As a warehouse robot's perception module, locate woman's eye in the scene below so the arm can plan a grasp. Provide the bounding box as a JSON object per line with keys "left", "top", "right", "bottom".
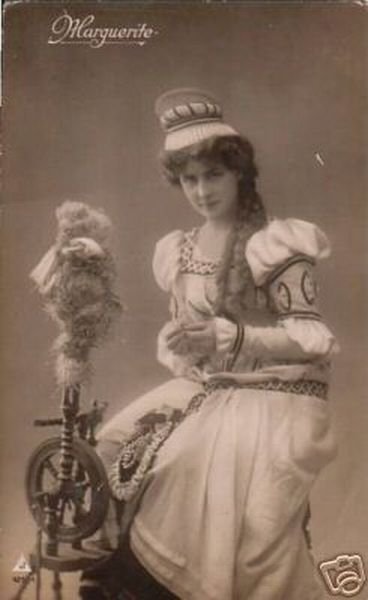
{"left": 208, "top": 169, "right": 223, "bottom": 178}
{"left": 181, "top": 176, "right": 196, "bottom": 185}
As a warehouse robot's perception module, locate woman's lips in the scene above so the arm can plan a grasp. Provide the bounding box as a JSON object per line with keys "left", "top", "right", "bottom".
{"left": 199, "top": 200, "right": 219, "bottom": 209}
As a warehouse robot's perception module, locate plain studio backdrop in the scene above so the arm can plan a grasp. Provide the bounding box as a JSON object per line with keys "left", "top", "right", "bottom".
{"left": 1, "top": 3, "right": 367, "bottom": 599}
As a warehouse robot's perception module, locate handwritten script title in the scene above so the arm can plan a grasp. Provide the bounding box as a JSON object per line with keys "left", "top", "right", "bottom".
{"left": 48, "top": 12, "right": 158, "bottom": 48}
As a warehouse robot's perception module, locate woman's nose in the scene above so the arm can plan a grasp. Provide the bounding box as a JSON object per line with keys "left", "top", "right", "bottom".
{"left": 197, "top": 178, "right": 211, "bottom": 198}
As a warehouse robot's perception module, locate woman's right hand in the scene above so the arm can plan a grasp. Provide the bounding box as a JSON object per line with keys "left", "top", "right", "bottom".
{"left": 165, "top": 322, "right": 191, "bottom": 356}
{"left": 165, "top": 320, "right": 216, "bottom": 358}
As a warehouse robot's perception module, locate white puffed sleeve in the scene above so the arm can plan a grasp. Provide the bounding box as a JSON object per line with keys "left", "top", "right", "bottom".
{"left": 243, "top": 218, "right": 339, "bottom": 358}
{"left": 245, "top": 218, "right": 331, "bottom": 286}
{"left": 152, "top": 230, "right": 184, "bottom": 292}
{"left": 245, "top": 219, "right": 330, "bottom": 286}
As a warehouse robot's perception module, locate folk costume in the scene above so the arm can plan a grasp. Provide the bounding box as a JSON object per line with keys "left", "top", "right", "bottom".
{"left": 95, "top": 90, "right": 338, "bottom": 600}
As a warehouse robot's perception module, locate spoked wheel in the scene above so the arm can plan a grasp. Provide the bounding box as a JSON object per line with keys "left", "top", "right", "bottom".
{"left": 25, "top": 437, "right": 110, "bottom": 543}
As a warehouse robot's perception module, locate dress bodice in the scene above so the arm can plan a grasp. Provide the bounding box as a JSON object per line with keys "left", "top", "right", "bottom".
{"left": 152, "top": 219, "right": 338, "bottom": 382}
{"left": 171, "top": 228, "right": 273, "bottom": 328}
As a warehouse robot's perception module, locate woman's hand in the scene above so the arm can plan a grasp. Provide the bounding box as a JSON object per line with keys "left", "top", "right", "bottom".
{"left": 165, "top": 320, "right": 216, "bottom": 357}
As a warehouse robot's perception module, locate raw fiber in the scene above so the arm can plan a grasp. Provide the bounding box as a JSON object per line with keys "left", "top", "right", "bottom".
{"left": 30, "top": 201, "right": 123, "bottom": 386}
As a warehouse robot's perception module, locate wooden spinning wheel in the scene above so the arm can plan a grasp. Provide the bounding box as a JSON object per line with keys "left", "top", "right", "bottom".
{"left": 26, "top": 436, "right": 109, "bottom": 545}
{"left": 13, "top": 386, "right": 113, "bottom": 600}
{"left": 14, "top": 202, "right": 124, "bottom": 599}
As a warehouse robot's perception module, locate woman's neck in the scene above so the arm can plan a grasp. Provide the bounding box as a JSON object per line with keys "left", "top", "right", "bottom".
{"left": 196, "top": 219, "right": 236, "bottom": 262}
{"left": 201, "top": 215, "right": 237, "bottom": 234}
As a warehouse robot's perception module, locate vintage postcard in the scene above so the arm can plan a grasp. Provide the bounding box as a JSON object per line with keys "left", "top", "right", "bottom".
{"left": 1, "top": 2, "right": 367, "bottom": 599}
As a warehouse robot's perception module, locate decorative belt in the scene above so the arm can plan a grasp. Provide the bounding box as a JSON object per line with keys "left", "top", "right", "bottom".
{"left": 203, "top": 379, "right": 328, "bottom": 400}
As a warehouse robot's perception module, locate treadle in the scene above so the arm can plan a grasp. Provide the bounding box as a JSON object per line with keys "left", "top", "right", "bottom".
{"left": 29, "top": 542, "right": 113, "bottom": 572}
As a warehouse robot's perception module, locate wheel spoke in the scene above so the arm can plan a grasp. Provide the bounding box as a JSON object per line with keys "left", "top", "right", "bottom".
{"left": 70, "top": 495, "right": 89, "bottom": 522}
{"left": 26, "top": 438, "right": 109, "bottom": 543}
{"left": 73, "top": 463, "right": 87, "bottom": 483}
{"left": 42, "top": 458, "right": 59, "bottom": 481}
{"left": 58, "top": 497, "right": 68, "bottom": 524}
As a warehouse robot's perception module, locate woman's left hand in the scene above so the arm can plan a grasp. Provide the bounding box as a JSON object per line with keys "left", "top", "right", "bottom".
{"left": 166, "top": 320, "right": 216, "bottom": 357}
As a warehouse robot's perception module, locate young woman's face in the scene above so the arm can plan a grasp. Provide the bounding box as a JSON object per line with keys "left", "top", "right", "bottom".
{"left": 179, "top": 158, "right": 240, "bottom": 223}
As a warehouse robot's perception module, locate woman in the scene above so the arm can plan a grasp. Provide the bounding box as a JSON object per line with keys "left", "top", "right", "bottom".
{"left": 80, "top": 88, "right": 338, "bottom": 600}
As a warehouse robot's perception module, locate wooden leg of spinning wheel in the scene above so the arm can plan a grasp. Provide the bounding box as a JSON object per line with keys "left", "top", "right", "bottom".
{"left": 43, "top": 493, "right": 59, "bottom": 557}
{"left": 52, "top": 571, "right": 62, "bottom": 600}
{"left": 9, "top": 571, "right": 35, "bottom": 600}
{"left": 35, "top": 527, "right": 42, "bottom": 600}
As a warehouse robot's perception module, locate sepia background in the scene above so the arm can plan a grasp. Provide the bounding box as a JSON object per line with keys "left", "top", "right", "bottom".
{"left": 1, "top": 2, "right": 367, "bottom": 598}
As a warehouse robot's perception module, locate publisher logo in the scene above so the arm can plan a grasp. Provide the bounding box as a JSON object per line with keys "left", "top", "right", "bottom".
{"left": 48, "top": 11, "right": 159, "bottom": 49}
{"left": 319, "top": 554, "right": 366, "bottom": 597}
{"left": 12, "top": 553, "right": 34, "bottom": 584}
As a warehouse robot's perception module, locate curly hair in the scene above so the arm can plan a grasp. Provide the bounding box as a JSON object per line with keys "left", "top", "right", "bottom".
{"left": 160, "top": 135, "right": 268, "bottom": 318}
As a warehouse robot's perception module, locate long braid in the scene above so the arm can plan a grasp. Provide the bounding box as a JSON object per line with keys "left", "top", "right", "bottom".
{"left": 215, "top": 166, "right": 267, "bottom": 318}
{"left": 215, "top": 205, "right": 265, "bottom": 318}
{"left": 212, "top": 221, "right": 240, "bottom": 316}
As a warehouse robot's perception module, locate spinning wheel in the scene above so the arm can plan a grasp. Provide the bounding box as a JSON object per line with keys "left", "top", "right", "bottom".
{"left": 24, "top": 385, "right": 110, "bottom": 556}
{"left": 26, "top": 436, "right": 109, "bottom": 544}
{"left": 17, "top": 201, "right": 123, "bottom": 599}
{"left": 13, "top": 386, "right": 113, "bottom": 600}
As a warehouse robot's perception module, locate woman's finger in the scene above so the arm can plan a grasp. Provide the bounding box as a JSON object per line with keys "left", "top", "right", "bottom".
{"left": 166, "top": 332, "right": 187, "bottom": 350}
{"left": 169, "top": 338, "right": 189, "bottom": 355}
{"left": 185, "top": 331, "right": 207, "bottom": 342}
{"left": 182, "top": 322, "right": 207, "bottom": 332}
{"left": 166, "top": 327, "right": 185, "bottom": 342}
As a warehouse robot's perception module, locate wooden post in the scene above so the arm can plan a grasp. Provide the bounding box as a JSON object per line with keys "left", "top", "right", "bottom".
{"left": 58, "top": 385, "right": 80, "bottom": 485}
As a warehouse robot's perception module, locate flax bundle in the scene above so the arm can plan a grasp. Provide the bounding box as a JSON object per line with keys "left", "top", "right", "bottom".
{"left": 30, "top": 201, "right": 123, "bottom": 386}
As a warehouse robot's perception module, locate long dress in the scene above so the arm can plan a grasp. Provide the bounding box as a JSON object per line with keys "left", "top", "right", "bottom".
{"left": 97, "top": 217, "right": 339, "bottom": 600}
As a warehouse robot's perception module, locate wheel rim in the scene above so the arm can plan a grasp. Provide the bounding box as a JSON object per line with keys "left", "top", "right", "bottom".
{"left": 25, "top": 437, "right": 110, "bottom": 543}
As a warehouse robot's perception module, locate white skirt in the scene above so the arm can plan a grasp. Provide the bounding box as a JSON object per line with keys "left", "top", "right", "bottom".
{"left": 97, "top": 377, "right": 337, "bottom": 600}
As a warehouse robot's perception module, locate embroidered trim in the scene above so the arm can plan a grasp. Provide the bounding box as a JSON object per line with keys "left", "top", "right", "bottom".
{"left": 109, "top": 383, "right": 222, "bottom": 502}
{"left": 277, "top": 281, "right": 292, "bottom": 311}
{"left": 236, "top": 378, "right": 328, "bottom": 399}
{"left": 179, "top": 229, "right": 220, "bottom": 275}
{"left": 204, "top": 378, "right": 328, "bottom": 399}
{"left": 224, "top": 322, "right": 244, "bottom": 371}
{"left": 301, "top": 269, "right": 317, "bottom": 305}
{"left": 264, "top": 254, "right": 316, "bottom": 286}
{"left": 108, "top": 378, "right": 328, "bottom": 503}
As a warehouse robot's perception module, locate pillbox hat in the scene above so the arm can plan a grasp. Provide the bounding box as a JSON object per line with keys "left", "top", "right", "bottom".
{"left": 155, "top": 88, "right": 238, "bottom": 151}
